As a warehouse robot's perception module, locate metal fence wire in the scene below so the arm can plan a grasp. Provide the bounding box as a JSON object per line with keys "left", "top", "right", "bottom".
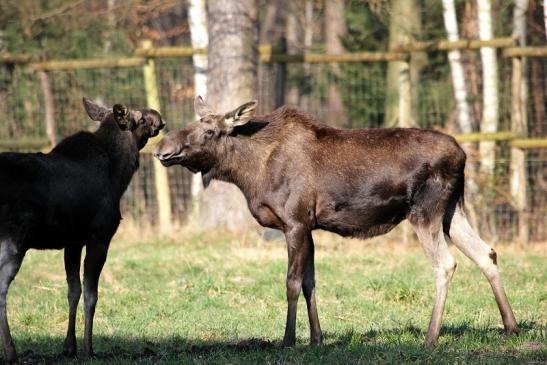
{"left": 0, "top": 51, "right": 545, "bottom": 242}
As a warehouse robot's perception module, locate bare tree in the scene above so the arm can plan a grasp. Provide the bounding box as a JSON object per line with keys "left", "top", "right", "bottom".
{"left": 385, "top": 0, "right": 425, "bottom": 128}
{"left": 461, "top": 1, "right": 481, "bottom": 126}
{"left": 544, "top": 0, "right": 547, "bottom": 38}
{"left": 477, "top": 0, "right": 499, "bottom": 175}
{"left": 442, "top": 0, "right": 473, "bottom": 134}
{"left": 199, "top": 0, "right": 259, "bottom": 230}
{"left": 285, "top": 1, "right": 301, "bottom": 106}
{"left": 442, "top": 0, "right": 479, "bottom": 229}
{"left": 188, "top": 0, "right": 208, "bottom": 222}
{"left": 38, "top": 71, "right": 57, "bottom": 146}
{"left": 510, "top": 0, "right": 529, "bottom": 243}
{"left": 325, "top": 0, "right": 348, "bottom": 125}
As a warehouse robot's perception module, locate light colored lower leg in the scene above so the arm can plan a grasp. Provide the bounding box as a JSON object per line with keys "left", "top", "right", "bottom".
{"left": 0, "top": 240, "right": 24, "bottom": 363}
{"left": 448, "top": 206, "right": 518, "bottom": 333}
{"left": 413, "top": 223, "right": 457, "bottom": 345}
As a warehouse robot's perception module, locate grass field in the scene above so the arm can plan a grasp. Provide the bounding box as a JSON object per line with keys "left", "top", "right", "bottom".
{"left": 7, "top": 228, "right": 546, "bottom": 364}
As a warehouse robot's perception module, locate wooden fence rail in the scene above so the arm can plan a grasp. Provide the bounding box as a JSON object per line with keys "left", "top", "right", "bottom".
{"left": 3, "top": 38, "right": 547, "bottom": 69}
{"left": 1, "top": 37, "right": 545, "bottom": 242}
{"left": 2, "top": 134, "right": 546, "bottom": 152}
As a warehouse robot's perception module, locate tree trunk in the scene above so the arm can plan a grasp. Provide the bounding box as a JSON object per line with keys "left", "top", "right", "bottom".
{"left": 285, "top": 0, "right": 300, "bottom": 106}
{"left": 442, "top": 0, "right": 479, "bottom": 229}
{"left": 188, "top": 0, "right": 208, "bottom": 223}
{"left": 461, "top": 1, "right": 481, "bottom": 127}
{"left": 478, "top": 0, "right": 499, "bottom": 175}
{"left": 299, "top": 0, "right": 313, "bottom": 111}
{"left": 385, "top": 0, "right": 425, "bottom": 128}
{"left": 103, "top": 0, "right": 116, "bottom": 54}
{"left": 442, "top": 0, "right": 473, "bottom": 133}
{"left": 37, "top": 71, "right": 57, "bottom": 146}
{"left": 199, "top": 0, "right": 258, "bottom": 231}
{"left": 510, "top": 0, "right": 529, "bottom": 243}
{"left": 544, "top": 0, "right": 547, "bottom": 39}
{"left": 325, "top": 0, "right": 348, "bottom": 126}
{"left": 259, "top": 0, "right": 287, "bottom": 112}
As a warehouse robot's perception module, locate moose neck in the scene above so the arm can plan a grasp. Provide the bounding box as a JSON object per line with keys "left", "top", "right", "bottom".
{"left": 208, "top": 129, "right": 274, "bottom": 199}
{"left": 95, "top": 120, "right": 140, "bottom": 198}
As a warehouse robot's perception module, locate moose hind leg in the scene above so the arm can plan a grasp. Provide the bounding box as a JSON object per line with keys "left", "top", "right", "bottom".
{"left": 412, "top": 222, "right": 457, "bottom": 346}
{"left": 0, "top": 239, "right": 24, "bottom": 364}
{"left": 447, "top": 204, "right": 518, "bottom": 334}
{"left": 63, "top": 246, "right": 83, "bottom": 357}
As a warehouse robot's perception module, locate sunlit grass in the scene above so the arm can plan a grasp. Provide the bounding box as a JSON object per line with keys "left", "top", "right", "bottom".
{"left": 7, "top": 228, "right": 546, "bottom": 364}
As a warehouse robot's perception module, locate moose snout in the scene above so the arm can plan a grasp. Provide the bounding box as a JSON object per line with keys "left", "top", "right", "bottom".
{"left": 153, "top": 136, "right": 182, "bottom": 164}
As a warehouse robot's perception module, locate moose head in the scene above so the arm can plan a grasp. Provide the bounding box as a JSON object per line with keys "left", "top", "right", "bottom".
{"left": 83, "top": 98, "right": 166, "bottom": 149}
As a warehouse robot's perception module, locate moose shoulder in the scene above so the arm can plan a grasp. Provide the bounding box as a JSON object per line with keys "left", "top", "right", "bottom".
{"left": 154, "top": 96, "right": 518, "bottom": 347}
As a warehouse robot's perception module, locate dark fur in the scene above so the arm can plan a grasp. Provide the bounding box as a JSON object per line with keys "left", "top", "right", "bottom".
{"left": 0, "top": 99, "right": 164, "bottom": 362}
{"left": 155, "top": 100, "right": 467, "bottom": 347}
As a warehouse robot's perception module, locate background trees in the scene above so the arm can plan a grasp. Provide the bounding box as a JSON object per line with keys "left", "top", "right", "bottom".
{"left": 0, "top": 0, "right": 545, "bottom": 240}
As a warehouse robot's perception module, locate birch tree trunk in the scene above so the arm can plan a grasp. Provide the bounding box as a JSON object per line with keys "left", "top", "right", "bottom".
{"left": 325, "top": 0, "right": 348, "bottom": 126}
{"left": 477, "top": 0, "right": 499, "bottom": 175}
{"left": 199, "top": 0, "right": 258, "bottom": 230}
{"left": 442, "top": 0, "right": 479, "bottom": 229}
{"left": 188, "top": 0, "right": 208, "bottom": 222}
{"left": 442, "top": 0, "right": 473, "bottom": 134}
{"left": 510, "top": 0, "right": 529, "bottom": 243}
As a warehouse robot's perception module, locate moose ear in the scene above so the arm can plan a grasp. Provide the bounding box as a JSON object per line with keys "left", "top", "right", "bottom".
{"left": 113, "top": 104, "right": 131, "bottom": 130}
{"left": 223, "top": 100, "right": 258, "bottom": 130}
{"left": 194, "top": 95, "right": 213, "bottom": 118}
{"left": 83, "top": 97, "right": 109, "bottom": 121}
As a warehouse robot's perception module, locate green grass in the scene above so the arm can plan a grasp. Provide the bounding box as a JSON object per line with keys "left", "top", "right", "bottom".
{"left": 7, "top": 229, "right": 547, "bottom": 364}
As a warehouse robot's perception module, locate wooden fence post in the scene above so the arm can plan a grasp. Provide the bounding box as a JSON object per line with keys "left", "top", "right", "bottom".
{"left": 142, "top": 40, "right": 173, "bottom": 233}
{"left": 37, "top": 71, "right": 57, "bottom": 146}
{"left": 510, "top": 55, "right": 529, "bottom": 244}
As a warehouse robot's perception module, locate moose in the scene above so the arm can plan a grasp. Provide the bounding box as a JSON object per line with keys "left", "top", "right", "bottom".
{"left": 154, "top": 96, "right": 519, "bottom": 347}
{"left": 0, "top": 98, "right": 165, "bottom": 363}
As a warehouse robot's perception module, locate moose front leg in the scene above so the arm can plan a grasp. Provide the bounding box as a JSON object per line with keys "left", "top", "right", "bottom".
{"left": 63, "top": 245, "right": 83, "bottom": 357}
{"left": 282, "top": 223, "right": 315, "bottom": 347}
{"left": 82, "top": 242, "right": 108, "bottom": 357}
{"left": 302, "top": 236, "right": 322, "bottom": 345}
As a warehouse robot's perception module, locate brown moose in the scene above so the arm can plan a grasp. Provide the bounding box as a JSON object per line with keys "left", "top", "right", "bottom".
{"left": 154, "top": 96, "right": 518, "bottom": 347}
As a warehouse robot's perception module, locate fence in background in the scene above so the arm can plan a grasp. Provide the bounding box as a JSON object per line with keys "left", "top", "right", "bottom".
{"left": 0, "top": 39, "right": 545, "bottom": 242}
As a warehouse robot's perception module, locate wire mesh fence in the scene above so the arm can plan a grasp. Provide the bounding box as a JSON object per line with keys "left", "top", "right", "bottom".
{"left": 0, "top": 51, "right": 545, "bottom": 242}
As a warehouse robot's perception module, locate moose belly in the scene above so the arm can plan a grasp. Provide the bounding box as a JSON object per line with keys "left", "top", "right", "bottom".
{"left": 315, "top": 193, "right": 408, "bottom": 239}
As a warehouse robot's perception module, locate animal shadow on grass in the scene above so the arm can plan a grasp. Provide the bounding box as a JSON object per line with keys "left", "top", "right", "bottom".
{"left": 13, "top": 321, "right": 542, "bottom": 365}
{"left": 15, "top": 335, "right": 277, "bottom": 365}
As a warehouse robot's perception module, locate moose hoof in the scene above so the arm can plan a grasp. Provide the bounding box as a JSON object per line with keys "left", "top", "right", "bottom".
{"left": 83, "top": 349, "right": 95, "bottom": 359}
{"left": 505, "top": 326, "right": 520, "bottom": 336}
{"left": 5, "top": 350, "right": 17, "bottom": 364}
{"left": 63, "top": 347, "right": 77, "bottom": 358}
{"left": 282, "top": 337, "right": 296, "bottom": 348}
{"left": 424, "top": 337, "right": 438, "bottom": 347}
{"left": 310, "top": 334, "right": 323, "bottom": 346}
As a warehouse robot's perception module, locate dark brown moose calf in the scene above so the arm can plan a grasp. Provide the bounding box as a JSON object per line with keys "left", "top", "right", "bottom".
{"left": 0, "top": 99, "right": 165, "bottom": 363}
{"left": 154, "top": 96, "right": 518, "bottom": 347}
